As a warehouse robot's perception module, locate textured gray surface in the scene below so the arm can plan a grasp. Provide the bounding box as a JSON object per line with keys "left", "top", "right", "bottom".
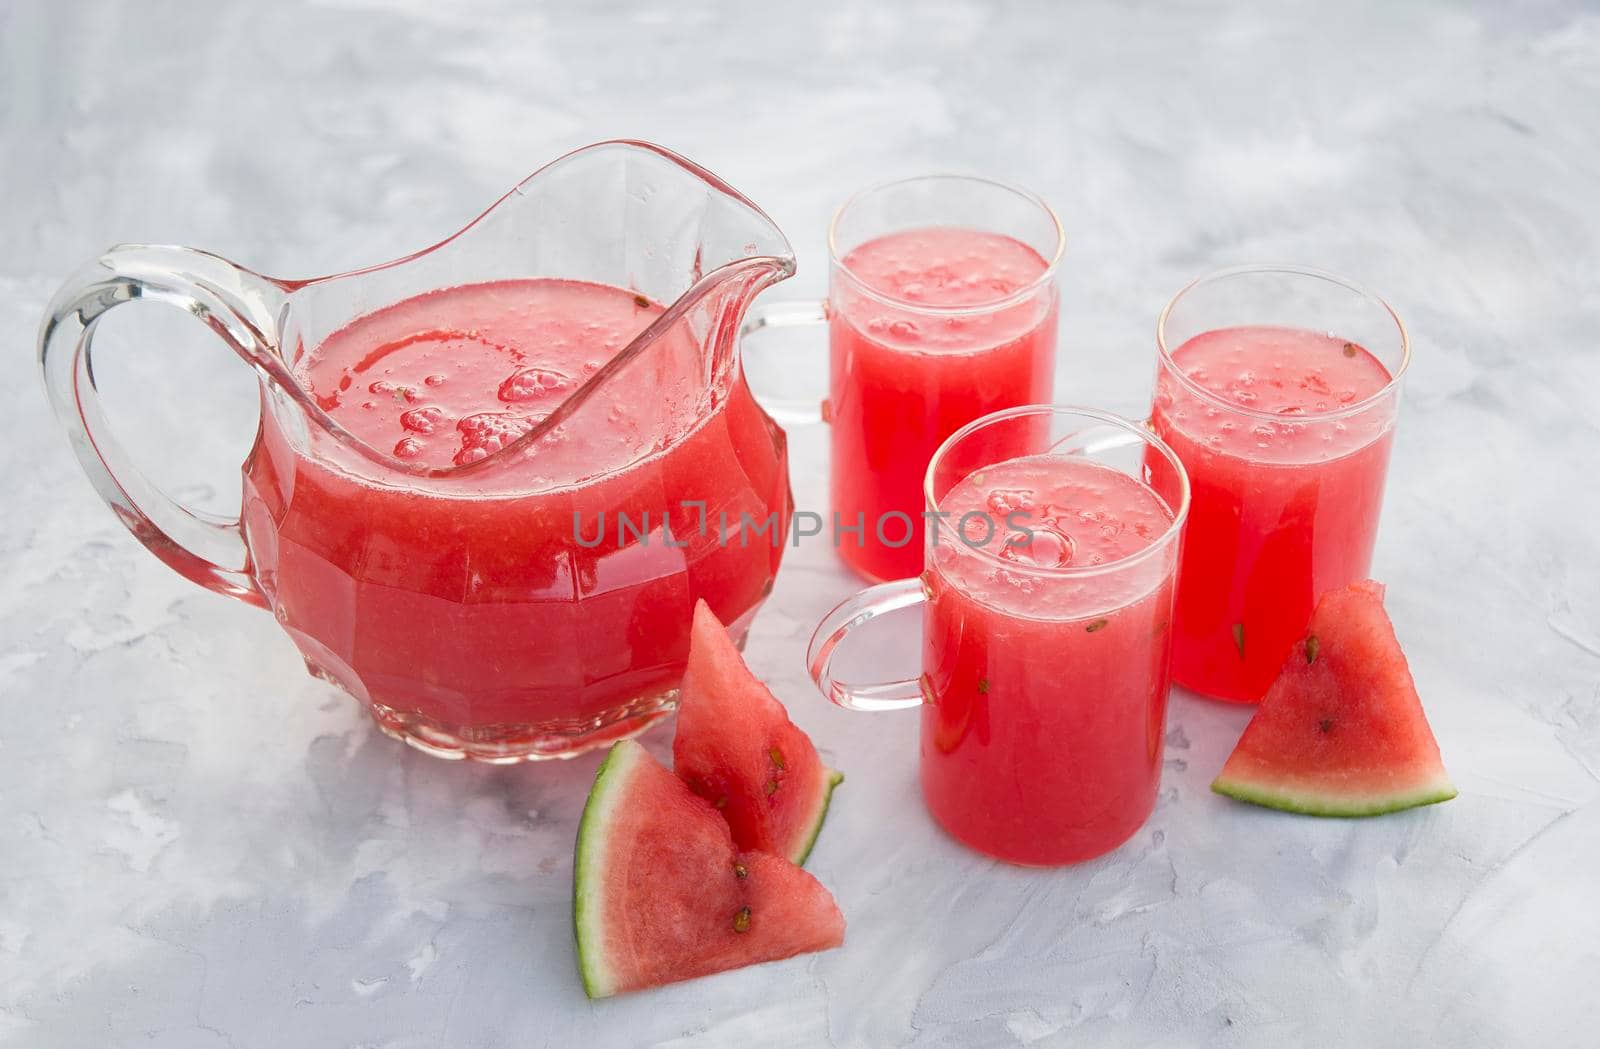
{"left": 4, "top": 1, "right": 1600, "bottom": 1046}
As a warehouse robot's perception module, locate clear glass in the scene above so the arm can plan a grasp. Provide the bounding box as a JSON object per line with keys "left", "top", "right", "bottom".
{"left": 741, "top": 175, "right": 1063, "bottom": 582}
{"left": 808, "top": 406, "right": 1189, "bottom": 865}
{"left": 39, "top": 140, "right": 796, "bottom": 762}
{"left": 1150, "top": 265, "right": 1409, "bottom": 703}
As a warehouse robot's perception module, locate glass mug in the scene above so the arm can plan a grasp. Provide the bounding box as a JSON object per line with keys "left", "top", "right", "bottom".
{"left": 38, "top": 140, "right": 798, "bottom": 762}
{"left": 743, "top": 175, "right": 1063, "bottom": 583}
{"left": 1149, "top": 265, "right": 1409, "bottom": 702}
{"left": 807, "top": 406, "right": 1190, "bottom": 865}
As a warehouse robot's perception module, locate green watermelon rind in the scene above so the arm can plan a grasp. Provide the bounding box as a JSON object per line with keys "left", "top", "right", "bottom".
{"left": 1211, "top": 773, "right": 1457, "bottom": 818}
{"left": 790, "top": 769, "right": 844, "bottom": 866}
{"left": 573, "top": 741, "right": 638, "bottom": 1000}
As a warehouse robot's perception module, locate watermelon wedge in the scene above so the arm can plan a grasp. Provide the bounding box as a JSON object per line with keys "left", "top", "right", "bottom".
{"left": 1212, "top": 580, "right": 1456, "bottom": 816}
{"left": 573, "top": 741, "right": 845, "bottom": 998}
{"left": 673, "top": 601, "right": 842, "bottom": 865}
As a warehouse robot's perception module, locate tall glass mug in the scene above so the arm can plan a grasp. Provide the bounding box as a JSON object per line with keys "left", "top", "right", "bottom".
{"left": 743, "top": 176, "right": 1063, "bottom": 582}
{"left": 807, "top": 407, "right": 1189, "bottom": 866}
{"left": 1149, "top": 266, "right": 1409, "bottom": 702}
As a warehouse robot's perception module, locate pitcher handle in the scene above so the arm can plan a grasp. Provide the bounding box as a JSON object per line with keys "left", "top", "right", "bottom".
{"left": 806, "top": 578, "right": 928, "bottom": 711}
{"left": 740, "top": 299, "right": 828, "bottom": 426}
{"left": 37, "top": 245, "right": 283, "bottom": 608}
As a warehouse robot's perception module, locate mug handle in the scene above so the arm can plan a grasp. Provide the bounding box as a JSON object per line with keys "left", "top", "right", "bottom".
{"left": 806, "top": 578, "right": 927, "bottom": 711}
{"left": 37, "top": 244, "right": 283, "bottom": 608}
{"left": 739, "top": 299, "right": 828, "bottom": 426}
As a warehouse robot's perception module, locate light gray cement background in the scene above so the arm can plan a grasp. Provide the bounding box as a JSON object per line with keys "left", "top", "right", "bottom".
{"left": 2, "top": 2, "right": 1598, "bottom": 1046}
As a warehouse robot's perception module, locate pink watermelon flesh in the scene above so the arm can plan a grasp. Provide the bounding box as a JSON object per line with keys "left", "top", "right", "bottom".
{"left": 673, "top": 600, "right": 842, "bottom": 865}
{"left": 1212, "top": 580, "right": 1457, "bottom": 816}
{"left": 573, "top": 740, "right": 845, "bottom": 998}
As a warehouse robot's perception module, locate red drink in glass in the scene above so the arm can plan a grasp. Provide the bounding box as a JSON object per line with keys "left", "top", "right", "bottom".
{"left": 1150, "top": 268, "right": 1409, "bottom": 703}
{"left": 829, "top": 226, "right": 1056, "bottom": 581}
{"left": 243, "top": 278, "right": 790, "bottom": 752}
{"left": 813, "top": 176, "right": 1062, "bottom": 582}
{"left": 921, "top": 453, "right": 1180, "bottom": 864}
{"left": 808, "top": 407, "right": 1189, "bottom": 866}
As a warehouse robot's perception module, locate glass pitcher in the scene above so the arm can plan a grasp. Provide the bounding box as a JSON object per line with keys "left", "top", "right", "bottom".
{"left": 39, "top": 141, "right": 796, "bottom": 762}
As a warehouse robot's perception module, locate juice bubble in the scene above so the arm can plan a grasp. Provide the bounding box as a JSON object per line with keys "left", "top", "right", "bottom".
{"left": 999, "top": 521, "right": 1075, "bottom": 568}
{"left": 424, "top": 374, "right": 447, "bottom": 387}
{"left": 499, "top": 367, "right": 573, "bottom": 403}
{"left": 455, "top": 411, "right": 536, "bottom": 466}
{"left": 400, "top": 406, "right": 445, "bottom": 434}
{"left": 1060, "top": 505, "right": 1124, "bottom": 541}
{"left": 393, "top": 437, "right": 423, "bottom": 459}
{"left": 987, "top": 488, "right": 1036, "bottom": 516}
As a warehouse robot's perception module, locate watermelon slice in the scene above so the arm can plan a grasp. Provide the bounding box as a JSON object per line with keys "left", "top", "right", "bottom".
{"left": 573, "top": 740, "right": 845, "bottom": 998}
{"left": 1212, "top": 580, "right": 1456, "bottom": 816}
{"left": 673, "top": 601, "right": 843, "bottom": 865}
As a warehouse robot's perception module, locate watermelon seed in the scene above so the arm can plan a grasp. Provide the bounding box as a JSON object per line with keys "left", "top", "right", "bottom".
{"left": 733, "top": 861, "right": 748, "bottom": 879}
{"left": 733, "top": 907, "right": 752, "bottom": 933}
{"left": 1342, "top": 342, "right": 1357, "bottom": 357}
{"left": 977, "top": 678, "right": 990, "bottom": 694}
{"left": 1152, "top": 619, "right": 1169, "bottom": 638}
{"left": 769, "top": 746, "right": 786, "bottom": 770}
{"left": 714, "top": 795, "right": 728, "bottom": 809}
{"left": 1318, "top": 718, "right": 1334, "bottom": 734}
{"left": 1305, "top": 635, "right": 1320, "bottom": 664}
{"left": 633, "top": 293, "right": 651, "bottom": 308}
{"left": 1086, "top": 618, "right": 1109, "bottom": 633}
{"left": 765, "top": 779, "right": 779, "bottom": 796}
{"left": 1232, "top": 623, "right": 1245, "bottom": 658}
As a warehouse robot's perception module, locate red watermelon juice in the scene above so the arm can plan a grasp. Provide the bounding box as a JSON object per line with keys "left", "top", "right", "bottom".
{"left": 1151, "top": 324, "right": 1398, "bottom": 703}
{"left": 920, "top": 453, "right": 1180, "bottom": 865}
{"left": 241, "top": 279, "right": 789, "bottom": 752}
{"left": 828, "top": 227, "right": 1057, "bottom": 582}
